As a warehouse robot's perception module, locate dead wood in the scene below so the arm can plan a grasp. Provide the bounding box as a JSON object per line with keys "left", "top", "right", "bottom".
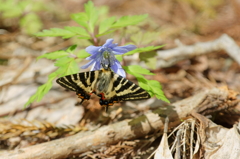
{"left": 0, "top": 87, "right": 238, "bottom": 159}
{"left": 156, "top": 34, "right": 240, "bottom": 68}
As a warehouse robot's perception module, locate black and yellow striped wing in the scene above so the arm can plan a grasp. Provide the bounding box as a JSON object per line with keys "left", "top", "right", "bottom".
{"left": 56, "top": 69, "right": 150, "bottom": 111}
{"left": 112, "top": 74, "right": 150, "bottom": 101}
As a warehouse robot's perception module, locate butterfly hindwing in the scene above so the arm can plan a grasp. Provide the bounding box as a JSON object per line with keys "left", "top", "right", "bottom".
{"left": 112, "top": 74, "right": 151, "bottom": 101}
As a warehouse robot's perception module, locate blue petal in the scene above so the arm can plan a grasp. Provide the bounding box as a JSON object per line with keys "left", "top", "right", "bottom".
{"left": 86, "top": 52, "right": 101, "bottom": 60}
{"left": 117, "top": 68, "right": 126, "bottom": 78}
{"left": 91, "top": 61, "right": 101, "bottom": 71}
{"left": 108, "top": 43, "right": 118, "bottom": 49}
{"left": 86, "top": 46, "right": 101, "bottom": 55}
{"left": 103, "top": 39, "right": 114, "bottom": 47}
{"left": 111, "top": 60, "right": 126, "bottom": 77}
{"left": 81, "top": 60, "right": 96, "bottom": 69}
{"left": 118, "top": 45, "right": 137, "bottom": 51}
{"left": 112, "top": 45, "right": 136, "bottom": 54}
{"left": 112, "top": 48, "right": 128, "bottom": 55}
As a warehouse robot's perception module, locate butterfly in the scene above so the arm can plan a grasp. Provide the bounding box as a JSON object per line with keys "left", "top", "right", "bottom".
{"left": 56, "top": 65, "right": 150, "bottom": 112}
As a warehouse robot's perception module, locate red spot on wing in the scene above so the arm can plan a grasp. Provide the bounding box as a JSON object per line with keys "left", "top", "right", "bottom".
{"left": 99, "top": 93, "right": 106, "bottom": 100}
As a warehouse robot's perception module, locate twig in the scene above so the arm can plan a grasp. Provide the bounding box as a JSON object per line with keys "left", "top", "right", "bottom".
{"left": 156, "top": 34, "right": 240, "bottom": 68}
{"left": 0, "top": 87, "right": 238, "bottom": 159}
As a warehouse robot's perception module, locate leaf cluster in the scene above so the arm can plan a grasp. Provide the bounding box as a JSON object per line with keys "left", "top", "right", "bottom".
{"left": 124, "top": 65, "right": 169, "bottom": 103}
{"left": 0, "top": 0, "right": 46, "bottom": 34}
{"left": 35, "top": 1, "right": 148, "bottom": 40}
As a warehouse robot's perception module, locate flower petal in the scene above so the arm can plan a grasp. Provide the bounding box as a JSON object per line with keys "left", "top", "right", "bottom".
{"left": 111, "top": 60, "right": 126, "bottom": 77}
{"left": 86, "top": 46, "right": 101, "bottom": 55}
{"left": 103, "top": 39, "right": 114, "bottom": 47}
{"left": 86, "top": 52, "right": 101, "bottom": 60}
{"left": 91, "top": 61, "right": 101, "bottom": 71}
{"left": 108, "top": 43, "right": 118, "bottom": 49}
{"left": 81, "top": 60, "right": 96, "bottom": 69}
{"left": 112, "top": 45, "right": 136, "bottom": 55}
{"left": 121, "top": 45, "right": 137, "bottom": 51}
{"left": 116, "top": 68, "right": 126, "bottom": 78}
{"left": 81, "top": 39, "right": 136, "bottom": 76}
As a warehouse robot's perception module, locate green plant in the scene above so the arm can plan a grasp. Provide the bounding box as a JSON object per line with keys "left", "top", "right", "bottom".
{"left": 25, "top": 1, "right": 170, "bottom": 107}
{"left": 0, "top": 0, "right": 45, "bottom": 34}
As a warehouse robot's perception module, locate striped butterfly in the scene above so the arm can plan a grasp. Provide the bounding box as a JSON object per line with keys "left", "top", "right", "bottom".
{"left": 56, "top": 65, "right": 150, "bottom": 112}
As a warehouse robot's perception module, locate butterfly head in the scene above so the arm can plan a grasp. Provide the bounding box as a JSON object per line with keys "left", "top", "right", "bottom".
{"left": 101, "top": 62, "right": 110, "bottom": 70}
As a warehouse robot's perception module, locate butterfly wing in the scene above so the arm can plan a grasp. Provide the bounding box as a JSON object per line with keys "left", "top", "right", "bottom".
{"left": 56, "top": 70, "right": 151, "bottom": 111}
{"left": 56, "top": 71, "right": 99, "bottom": 103}
{"left": 110, "top": 73, "right": 150, "bottom": 102}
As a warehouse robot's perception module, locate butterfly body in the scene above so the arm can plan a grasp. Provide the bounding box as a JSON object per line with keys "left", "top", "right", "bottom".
{"left": 56, "top": 68, "right": 150, "bottom": 111}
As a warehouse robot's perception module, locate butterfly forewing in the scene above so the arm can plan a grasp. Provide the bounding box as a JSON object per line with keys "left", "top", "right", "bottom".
{"left": 56, "top": 71, "right": 100, "bottom": 103}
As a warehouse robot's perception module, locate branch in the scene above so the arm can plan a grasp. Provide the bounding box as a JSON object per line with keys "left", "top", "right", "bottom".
{"left": 156, "top": 34, "right": 240, "bottom": 68}
{"left": 1, "top": 88, "right": 238, "bottom": 159}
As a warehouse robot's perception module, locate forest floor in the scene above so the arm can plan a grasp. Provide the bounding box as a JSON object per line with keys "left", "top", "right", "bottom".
{"left": 0, "top": 0, "right": 240, "bottom": 158}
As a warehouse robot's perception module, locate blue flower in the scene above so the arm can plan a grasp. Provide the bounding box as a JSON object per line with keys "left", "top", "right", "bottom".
{"left": 81, "top": 39, "right": 136, "bottom": 77}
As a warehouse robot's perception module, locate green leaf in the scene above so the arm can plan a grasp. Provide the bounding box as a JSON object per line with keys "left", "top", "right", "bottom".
{"left": 98, "top": 17, "right": 116, "bottom": 34}
{"left": 139, "top": 51, "right": 157, "bottom": 69}
{"left": 71, "top": 12, "right": 89, "bottom": 28}
{"left": 36, "top": 82, "right": 53, "bottom": 101}
{"left": 123, "top": 65, "right": 169, "bottom": 103}
{"left": 136, "top": 77, "right": 149, "bottom": 91}
{"left": 38, "top": 45, "right": 78, "bottom": 60}
{"left": 20, "top": 13, "right": 43, "bottom": 35}
{"left": 124, "top": 65, "right": 155, "bottom": 75}
{"left": 96, "top": 29, "right": 116, "bottom": 37}
{"left": 55, "top": 57, "right": 79, "bottom": 75}
{"left": 84, "top": 1, "right": 98, "bottom": 33}
{"left": 111, "top": 14, "right": 148, "bottom": 28}
{"left": 63, "top": 59, "right": 79, "bottom": 75}
{"left": 77, "top": 50, "right": 90, "bottom": 59}
{"left": 25, "top": 56, "right": 80, "bottom": 107}
{"left": 35, "top": 28, "right": 76, "bottom": 38}
{"left": 24, "top": 72, "right": 58, "bottom": 107}
{"left": 66, "top": 45, "right": 77, "bottom": 52}
{"left": 37, "top": 50, "right": 69, "bottom": 60}
{"left": 0, "top": 0, "right": 23, "bottom": 18}
{"left": 29, "top": 1, "right": 46, "bottom": 11}
{"left": 64, "top": 26, "right": 91, "bottom": 38}
{"left": 147, "top": 80, "right": 170, "bottom": 103}
{"left": 2, "top": 6, "right": 22, "bottom": 18}
{"left": 125, "top": 45, "right": 164, "bottom": 56}
{"left": 115, "top": 55, "right": 123, "bottom": 62}
{"left": 137, "top": 78, "right": 169, "bottom": 103}
{"left": 55, "top": 57, "right": 72, "bottom": 67}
